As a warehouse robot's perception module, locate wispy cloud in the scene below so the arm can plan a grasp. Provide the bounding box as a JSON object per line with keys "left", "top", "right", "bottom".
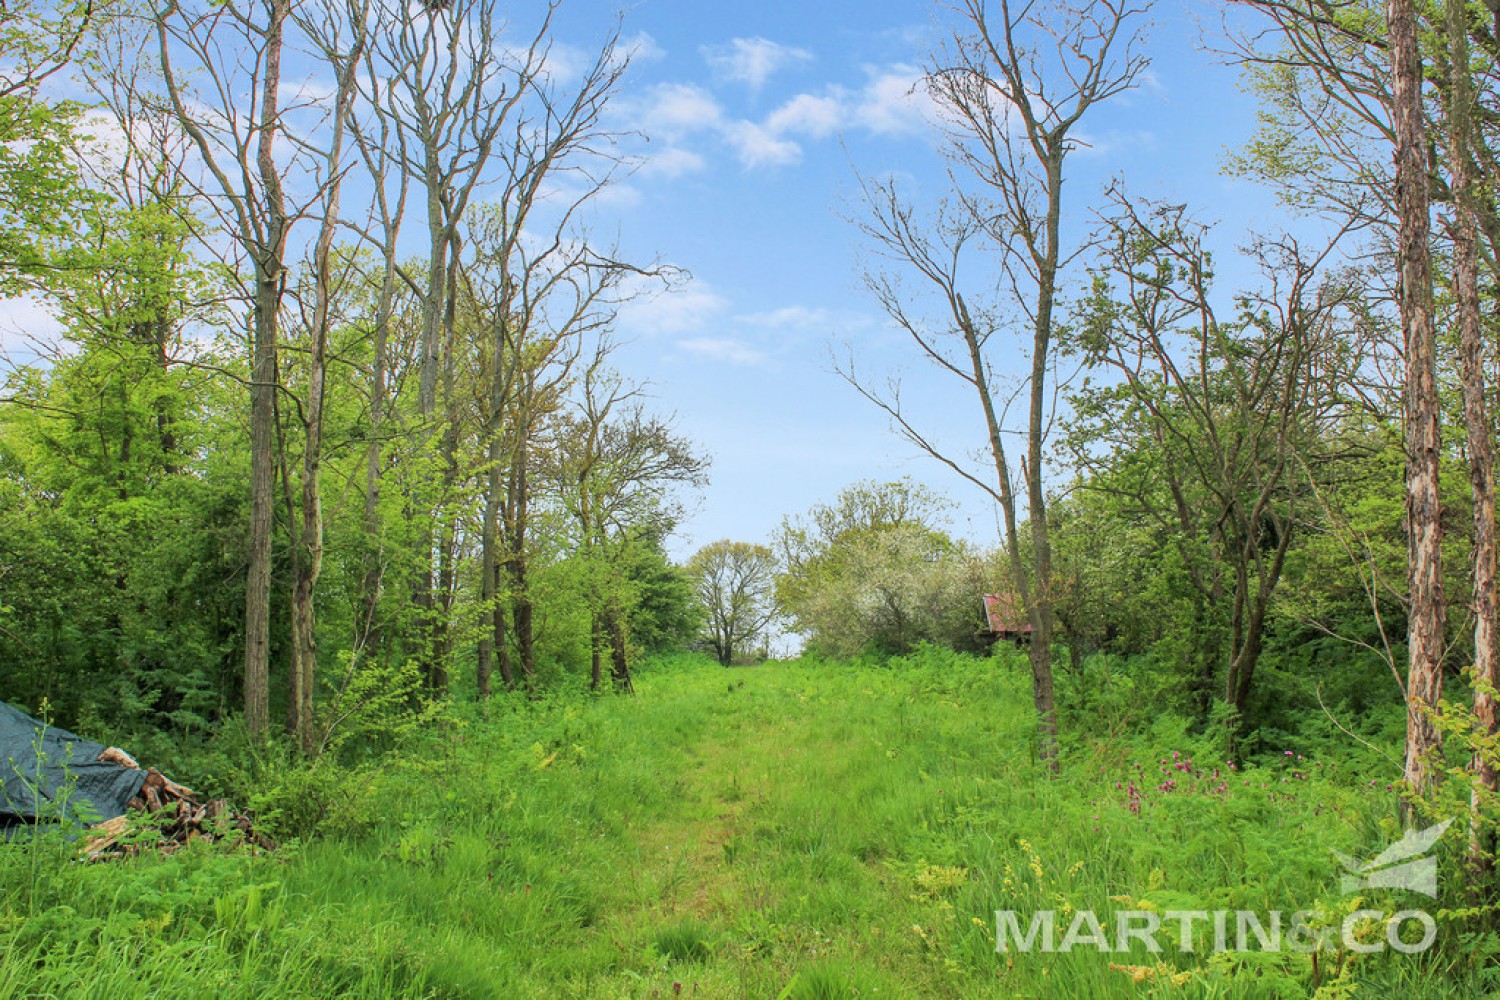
{"left": 766, "top": 93, "right": 844, "bottom": 139}
{"left": 619, "top": 61, "right": 938, "bottom": 175}
{"left": 638, "top": 146, "right": 707, "bottom": 179}
{"left": 634, "top": 82, "right": 724, "bottom": 137}
{"left": 617, "top": 278, "right": 729, "bottom": 337}
{"left": 723, "top": 120, "right": 802, "bottom": 168}
{"left": 851, "top": 64, "right": 936, "bottom": 136}
{"left": 677, "top": 336, "right": 766, "bottom": 366}
{"left": 702, "top": 37, "right": 812, "bottom": 90}
{"left": 622, "top": 31, "right": 665, "bottom": 63}
{"left": 1071, "top": 128, "right": 1158, "bottom": 157}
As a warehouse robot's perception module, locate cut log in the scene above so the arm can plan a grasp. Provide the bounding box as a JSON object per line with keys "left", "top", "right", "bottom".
{"left": 82, "top": 750, "right": 273, "bottom": 859}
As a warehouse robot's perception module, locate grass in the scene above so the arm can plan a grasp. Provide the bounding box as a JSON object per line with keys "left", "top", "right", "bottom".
{"left": 1, "top": 648, "right": 1493, "bottom": 997}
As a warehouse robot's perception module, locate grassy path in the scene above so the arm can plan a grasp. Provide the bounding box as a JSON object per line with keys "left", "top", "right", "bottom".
{"left": 558, "top": 657, "right": 1037, "bottom": 998}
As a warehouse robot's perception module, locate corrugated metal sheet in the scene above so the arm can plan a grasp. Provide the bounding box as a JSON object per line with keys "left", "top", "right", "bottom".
{"left": 982, "top": 592, "right": 1033, "bottom": 635}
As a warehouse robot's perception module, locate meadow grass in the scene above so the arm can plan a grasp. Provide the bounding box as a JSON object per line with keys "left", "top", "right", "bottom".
{"left": 1, "top": 648, "right": 1491, "bottom": 998}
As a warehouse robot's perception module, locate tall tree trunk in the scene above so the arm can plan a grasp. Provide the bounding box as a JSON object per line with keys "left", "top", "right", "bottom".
{"left": 360, "top": 240, "right": 395, "bottom": 656}
{"left": 606, "top": 607, "right": 632, "bottom": 693}
{"left": 276, "top": 392, "right": 302, "bottom": 739}
{"left": 240, "top": 0, "right": 291, "bottom": 739}
{"left": 1390, "top": 0, "right": 1446, "bottom": 802}
{"left": 1023, "top": 151, "right": 1065, "bottom": 767}
{"left": 500, "top": 455, "right": 535, "bottom": 688}
{"left": 511, "top": 458, "right": 535, "bottom": 684}
{"left": 479, "top": 433, "right": 511, "bottom": 696}
{"left": 246, "top": 267, "right": 279, "bottom": 739}
{"left": 956, "top": 293, "right": 1052, "bottom": 763}
{"left": 1446, "top": 0, "right": 1498, "bottom": 877}
{"left": 411, "top": 193, "right": 448, "bottom": 692}
{"left": 290, "top": 45, "right": 356, "bottom": 752}
{"left": 590, "top": 613, "right": 603, "bottom": 690}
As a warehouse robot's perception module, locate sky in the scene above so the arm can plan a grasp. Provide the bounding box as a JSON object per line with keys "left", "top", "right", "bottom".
{"left": 0, "top": 0, "right": 1304, "bottom": 560}
{"left": 538, "top": 0, "right": 1299, "bottom": 557}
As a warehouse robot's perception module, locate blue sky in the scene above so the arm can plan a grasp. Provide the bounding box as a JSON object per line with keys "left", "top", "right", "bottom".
{"left": 551, "top": 0, "right": 1296, "bottom": 556}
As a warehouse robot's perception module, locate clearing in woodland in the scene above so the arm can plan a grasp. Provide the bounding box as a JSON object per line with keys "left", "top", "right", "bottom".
{"left": 0, "top": 650, "right": 1483, "bottom": 998}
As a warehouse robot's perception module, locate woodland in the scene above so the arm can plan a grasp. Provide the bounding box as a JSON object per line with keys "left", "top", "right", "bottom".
{"left": 2, "top": 0, "right": 1500, "bottom": 997}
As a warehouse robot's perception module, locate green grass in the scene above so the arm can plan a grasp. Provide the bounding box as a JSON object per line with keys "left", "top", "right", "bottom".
{"left": 1, "top": 649, "right": 1493, "bottom": 997}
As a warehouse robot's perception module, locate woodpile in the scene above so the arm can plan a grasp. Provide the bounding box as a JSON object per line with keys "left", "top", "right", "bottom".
{"left": 82, "top": 749, "right": 274, "bottom": 860}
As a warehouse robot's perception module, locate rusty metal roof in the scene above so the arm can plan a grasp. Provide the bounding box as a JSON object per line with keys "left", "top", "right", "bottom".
{"left": 982, "top": 592, "right": 1033, "bottom": 634}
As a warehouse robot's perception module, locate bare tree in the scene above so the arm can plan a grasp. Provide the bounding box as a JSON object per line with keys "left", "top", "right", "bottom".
{"left": 155, "top": 0, "right": 303, "bottom": 737}
{"left": 452, "top": 21, "right": 642, "bottom": 696}
{"left": 346, "top": 21, "right": 414, "bottom": 664}
{"left": 361, "top": 0, "right": 539, "bottom": 691}
{"left": 848, "top": 0, "right": 1152, "bottom": 764}
{"left": 278, "top": 0, "right": 368, "bottom": 751}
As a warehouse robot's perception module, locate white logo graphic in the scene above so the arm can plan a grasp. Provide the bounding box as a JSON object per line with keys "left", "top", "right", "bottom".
{"left": 1334, "top": 819, "right": 1452, "bottom": 898}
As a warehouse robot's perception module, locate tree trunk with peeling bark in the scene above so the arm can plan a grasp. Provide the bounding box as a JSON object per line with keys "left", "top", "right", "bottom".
{"left": 1444, "top": 0, "right": 1498, "bottom": 876}
{"left": 1389, "top": 0, "right": 1446, "bottom": 802}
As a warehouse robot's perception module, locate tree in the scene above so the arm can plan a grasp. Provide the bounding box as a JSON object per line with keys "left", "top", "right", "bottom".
{"left": 360, "top": 0, "right": 533, "bottom": 691}
{"left": 450, "top": 20, "right": 643, "bottom": 695}
{"left": 1386, "top": 0, "right": 1446, "bottom": 802}
{"left": 775, "top": 477, "right": 953, "bottom": 615}
{"left": 0, "top": 0, "right": 103, "bottom": 291}
{"left": 687, "top": 540, "right": 779, "bottom": 666}
{"left": 775, "top": 480, "right": 980, "bottom": 658}
{"left": 1439, "top": 0, "right": 1497, "bottom": 876}
{"left": 1070, "top": 196, "right": 1358, "bottom": 728}
{"left": 549, "top": 370, "right": 707, "bottom": 690}
{"left": 848, "top": 0, "right": 1153, "bottom": 763}
{"left": 282, "top": 0, "right": 368, "bottom": 751}
{"left": 155, "top": 0, "right": 300, "bottom": 738}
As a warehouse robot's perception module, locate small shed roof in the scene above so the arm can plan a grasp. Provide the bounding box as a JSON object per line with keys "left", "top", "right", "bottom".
{"left": 983, "top": 592, "right": 1034, "bottom": 634}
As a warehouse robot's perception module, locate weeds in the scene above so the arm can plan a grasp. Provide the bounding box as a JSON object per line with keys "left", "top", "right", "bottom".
{"left": 0, "top": 651, "right": 1482, "bottom": 997}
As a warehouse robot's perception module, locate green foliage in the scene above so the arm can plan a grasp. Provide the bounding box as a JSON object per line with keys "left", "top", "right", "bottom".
{"left": 0, "top": 654, "right": 1486, "bottom": 996}
{"left": 687, "top": 538, "right": 780, "bottom": 665}
{"left": 776, "top": 480, "right": 984, "bottom": 658}
{"left": 0, "top": 97, "right": 97, "bottom": 291}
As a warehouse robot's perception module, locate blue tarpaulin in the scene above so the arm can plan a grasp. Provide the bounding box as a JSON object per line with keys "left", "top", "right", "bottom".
{"left": 0, "top": 701, "right": 145, "bottom": 830}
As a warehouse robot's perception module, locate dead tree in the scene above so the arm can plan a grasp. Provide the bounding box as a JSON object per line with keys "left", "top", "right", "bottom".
{"left": 848, "top": 0, "right": 1152, "bottom": 765}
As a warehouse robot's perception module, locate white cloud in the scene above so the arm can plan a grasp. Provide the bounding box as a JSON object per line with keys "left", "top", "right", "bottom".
{"left": 591, "top": 182, "right": 643, "bottom": 209}
{"left": 853, "top": 64, "right": 937, "bottom": 136}
{"left": 622, "top": 31, "right": 665, "bottom": 63}
{"left": 743, "top": 306, "right": 840, "bottom": 331}
{"left": 724, "top": 120, "right": 802, "bottom": 169}
{"left": 638, "top": 146, "right": 706, "bottom": 179}
{"left": 766, "top": 93, "right": 844, "bottom": 139}
{"left": 703, "top": 37, "right": 812, "bottom": 90}
{"left": 676, "top": 337, "right": 766, "bottom": 366}
{"left": 619, "top": 61, "right": 938, "bottom": 178}
{"left": 617, "top": 280, "right": 729, "bottom": 337}
{"left": 637, "top": 82, "right": 724, "bottom": 137}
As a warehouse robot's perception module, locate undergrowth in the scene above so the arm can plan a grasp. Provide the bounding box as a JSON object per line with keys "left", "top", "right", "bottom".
{"left": 0, "top": 648, "right": 1491, "bottom": 997}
